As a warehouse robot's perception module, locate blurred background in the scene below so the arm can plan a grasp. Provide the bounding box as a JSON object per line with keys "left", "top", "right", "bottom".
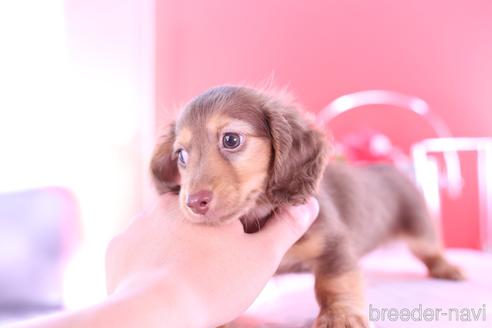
{"left": 0, "top": 0, "right": 491, "bottom": 325}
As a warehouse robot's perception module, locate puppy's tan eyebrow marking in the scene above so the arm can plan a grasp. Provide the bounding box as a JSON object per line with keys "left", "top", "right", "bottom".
{"left": 220, "top": 119, "right": 257, "bottom": 135}
{"left": 176, "top": 127, "right": 192, "bottom": 146}
{"left": 209, "top": 115, "right": 262, "bottom": 137}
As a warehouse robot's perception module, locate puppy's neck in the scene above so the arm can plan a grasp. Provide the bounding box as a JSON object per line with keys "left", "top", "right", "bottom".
{"left": 239, "top": 200, "right": 276, "bottom": 234}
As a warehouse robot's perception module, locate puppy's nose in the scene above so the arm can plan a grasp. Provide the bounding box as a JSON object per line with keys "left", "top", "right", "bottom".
{"left": 186, "top": 190, "right": 213, "bottom": 215}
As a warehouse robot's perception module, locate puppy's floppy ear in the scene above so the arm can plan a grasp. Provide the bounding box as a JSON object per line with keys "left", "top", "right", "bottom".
{"left": 265, "top": 107, "right": 328, "bottom": 206}
{"left": 150, "top": 122, "right": 180, "bottom": 194}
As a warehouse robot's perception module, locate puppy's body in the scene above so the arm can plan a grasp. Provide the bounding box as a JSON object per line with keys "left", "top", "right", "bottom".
{"left": 151, "top": 86, "right": 463, "bottom": 328}
{"left": 281, "top": 163, "right": 432, "bottom": 272}
{"left": 277, "top": 163, "right": 464, "bottom": 327}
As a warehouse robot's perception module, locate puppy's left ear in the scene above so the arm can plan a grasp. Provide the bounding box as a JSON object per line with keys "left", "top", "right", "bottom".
{"left": 265, "top": 107, "right": 329, "bottom": 206}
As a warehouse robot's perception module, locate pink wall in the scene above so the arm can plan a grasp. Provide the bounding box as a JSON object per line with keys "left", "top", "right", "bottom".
{"left": 156, "top": 0, "right": 492, "bottom": 248}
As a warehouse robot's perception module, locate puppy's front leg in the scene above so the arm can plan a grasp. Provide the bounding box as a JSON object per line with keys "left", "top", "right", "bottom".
{"left": 314, "top": 269, "right": 368, "bottom": 328}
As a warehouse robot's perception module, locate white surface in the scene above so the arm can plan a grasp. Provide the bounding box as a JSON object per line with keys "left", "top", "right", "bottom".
{"left": 236, "top": 245, "right": 492, "bottom": 328}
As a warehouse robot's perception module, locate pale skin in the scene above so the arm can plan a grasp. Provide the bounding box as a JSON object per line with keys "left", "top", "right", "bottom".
{"left": 6, "top": 194, "right": 319, "bottom": 328}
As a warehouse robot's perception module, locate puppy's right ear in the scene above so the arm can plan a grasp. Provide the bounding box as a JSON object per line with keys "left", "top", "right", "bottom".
{"left": 150, "top": 122, "right": 180, "bottom": 194}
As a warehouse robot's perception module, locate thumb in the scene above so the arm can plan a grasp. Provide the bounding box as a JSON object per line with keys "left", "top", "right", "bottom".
{"left": 255, "top": 197, "right": 319, "bottom": 255}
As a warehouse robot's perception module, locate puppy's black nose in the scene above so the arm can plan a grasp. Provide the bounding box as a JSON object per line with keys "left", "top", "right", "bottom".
{"left": 186, "top": 190, "right": 213, "bottom": 215}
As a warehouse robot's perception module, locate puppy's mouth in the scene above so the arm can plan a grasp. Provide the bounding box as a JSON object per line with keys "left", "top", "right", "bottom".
{"left": 179, "top": 200, "right": 242, "bottom": 225}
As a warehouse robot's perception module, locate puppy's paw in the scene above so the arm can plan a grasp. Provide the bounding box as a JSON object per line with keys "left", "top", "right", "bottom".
{"left": 315, "top": 307, "right": 369, "bottom": 328}
{"left": 428, "top": 259, "right": 466, "bottom": 281}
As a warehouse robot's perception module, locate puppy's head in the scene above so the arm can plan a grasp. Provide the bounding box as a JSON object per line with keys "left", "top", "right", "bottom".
{"left": 151, "top": 86, "right": 328, "bottom": 224}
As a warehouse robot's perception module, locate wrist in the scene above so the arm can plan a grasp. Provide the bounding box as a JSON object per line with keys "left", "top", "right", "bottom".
{"left": 110, "top": 270, "right": 208, "bottom": 328}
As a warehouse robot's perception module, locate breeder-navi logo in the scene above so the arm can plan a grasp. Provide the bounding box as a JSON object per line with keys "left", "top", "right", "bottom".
{"left": 369, "top": 304, "right": 487, "bottom": 322}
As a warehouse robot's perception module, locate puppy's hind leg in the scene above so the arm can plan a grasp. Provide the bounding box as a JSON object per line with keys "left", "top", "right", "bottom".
{"left": 407, "top": 237, "right": 465, "bottom": 281}
{"left": 403, "top": 206, "right": 465, "bottom": 281}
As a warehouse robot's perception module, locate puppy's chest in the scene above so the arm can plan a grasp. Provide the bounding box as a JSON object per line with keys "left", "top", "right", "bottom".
{"left": 277, "top": 223, "right": 327, "bottom": 273}
{"left": 241, "top": 204, "right": 328, "bottom": 273}
{"left": 240, "top": 203, "right": 274, "bottom": 233}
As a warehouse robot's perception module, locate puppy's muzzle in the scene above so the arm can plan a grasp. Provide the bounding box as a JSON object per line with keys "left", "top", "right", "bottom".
{"left": 186, "top": 190, "right": 213, "bottom": 215}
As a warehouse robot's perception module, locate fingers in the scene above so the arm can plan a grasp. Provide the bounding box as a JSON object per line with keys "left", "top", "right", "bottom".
{"left": 252, "top": 197, "right": 319, "bottom": 256}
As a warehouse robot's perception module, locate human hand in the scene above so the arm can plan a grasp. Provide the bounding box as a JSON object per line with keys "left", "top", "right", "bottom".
{"left": 105, "top": 194, "right": 319, "bottom": 327}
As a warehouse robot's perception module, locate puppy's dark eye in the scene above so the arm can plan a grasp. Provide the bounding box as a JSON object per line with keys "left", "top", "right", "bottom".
{"left": 177, "top": 149, "right": 188, "bottom": 165}
{"left": 222, "top": 133, "right": 242, "bottom": 149}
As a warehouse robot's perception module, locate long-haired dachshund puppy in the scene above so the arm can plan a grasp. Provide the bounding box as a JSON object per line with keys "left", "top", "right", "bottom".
{"left": 150, "top": 85, "right": 464, "bottom": 328}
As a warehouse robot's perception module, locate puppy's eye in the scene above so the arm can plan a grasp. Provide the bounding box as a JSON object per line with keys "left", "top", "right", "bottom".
{"left": 222, "top": 133, "right": 242, "bottom": 149}
{"left": 177, "top": 149, "right": 188, "bottom": 166}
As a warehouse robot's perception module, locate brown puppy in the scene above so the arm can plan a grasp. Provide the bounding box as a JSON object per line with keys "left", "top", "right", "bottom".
{"left": 151, "top": 86, "right": 464, "bottom": 328}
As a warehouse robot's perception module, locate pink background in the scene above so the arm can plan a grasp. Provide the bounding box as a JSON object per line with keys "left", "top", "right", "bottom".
{"left": 155, "top": 0, "right": 492, "bottom": 249}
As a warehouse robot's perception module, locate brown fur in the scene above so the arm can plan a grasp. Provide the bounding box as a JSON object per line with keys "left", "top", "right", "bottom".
{"left": 314, "top": 270, "right": 367, "bottom": 328}
{"left": 150, "top": 85, "right": 464, "bottom": 328}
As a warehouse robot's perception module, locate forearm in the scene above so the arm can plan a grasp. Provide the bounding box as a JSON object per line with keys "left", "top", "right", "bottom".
{"left": 6, "top": 275, "right": 204, "bottom": 328}
{"left": 5, "top": 297, "right": 166, "bottom": 328}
